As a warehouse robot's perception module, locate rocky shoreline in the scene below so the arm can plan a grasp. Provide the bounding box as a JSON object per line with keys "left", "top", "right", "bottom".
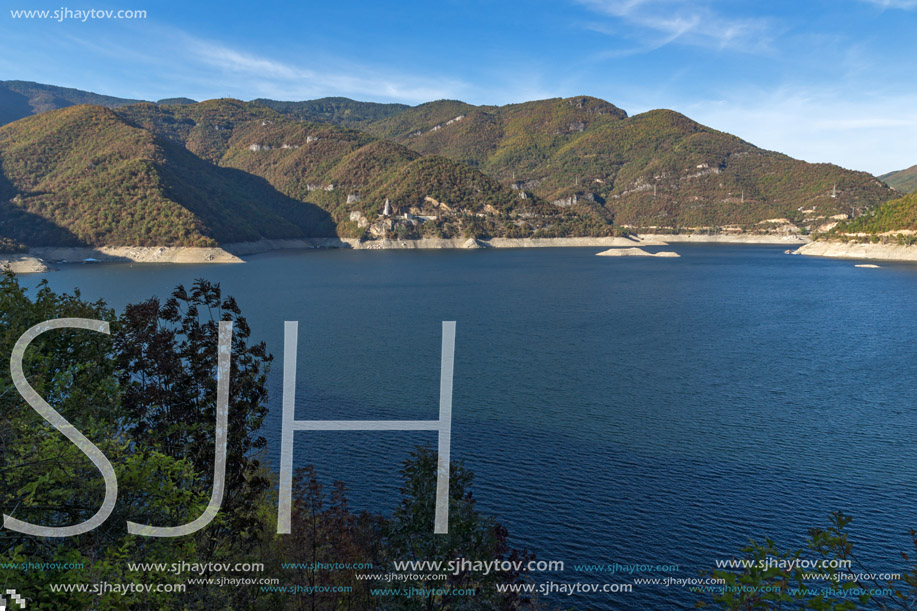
{"left": 1, "top": 233, "right": 812, "bottom": 274}
{"left": 0, "top": 254, "right": 50, "bottom": 274}
{"left": 794, "top": 240, "right": 917, "bottom": 262}
{"left": 596, "top": 247, "right": 680, "bottom": 257}
{"left": 639, "top": 233, "right": 808, "bottom": 245}
{"left": 1, "top": 246, "right": 242, "bottom": 274}
{"left": 224, "top": 235, "right": 672, "bottom": 254}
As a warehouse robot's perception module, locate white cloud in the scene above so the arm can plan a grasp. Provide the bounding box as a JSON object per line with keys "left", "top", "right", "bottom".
{"left": 859, "top": 0, "right": 917, "bottom": 9}
{"left": 575, "top": 0, "right": 775, "bottom": 53}
{"left": 24, "top": 26, "right": 469, "bottom": 105}
{"left": 189, "top": 41, "right": 305, "bottom": 81}
{"left": 179, "top": 36, "right": 466, "bottom": 103}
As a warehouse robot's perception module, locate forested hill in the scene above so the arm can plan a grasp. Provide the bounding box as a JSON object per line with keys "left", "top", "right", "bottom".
{"left": 249, "top": 97, "right": 410, "bottom": 129}
{"left": 0, "top": 101, "right": 591, "bottom": 250}
{"left": 0, "top": 81, "right": 408, "bottom": 128}
{"left": 0, "top": 105, "right": 337, "bottom": 249}
{"left": 0, "top": 80, "right": 145, "bottom": 125}
{"left": 363, "top": 96, "right": 895, "bottom": 231}
{"left": 0, "top": 86, "right": 902, "bottom": 251}
{"left": 880, "top": 165, "right": 917, "bottom": 194}
{"left": 830, "top": 191, "right": 917, "bottom": 238}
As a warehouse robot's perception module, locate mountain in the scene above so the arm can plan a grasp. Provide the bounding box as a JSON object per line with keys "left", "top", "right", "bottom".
{"left": 250, "top": 97, "right": 410, "bottom": 128}
{"left": 365, "top": 96, "right": 895, "bottom": 232}
{"left": 0, "top": 82, "right": 406, "bottom": 128}
{"left": 0, "top": 105, "right": 336, "bottom": 249}
{"left": 156, "top": 97, "right": 198, "bottom": 105}
{"left": 0, "top": 80, "right": 145, "bottom": 125}
{"left": 0, "top": 100, "right": 587, "bottom": 251}
{"left": 6, "top": 83, "right": 892, "bottom": 235}
{"left": 115, "top": 100, "right": 587, "bottom": 240}
{"left": 879, "top": 165, "right": 917, "bottom": 194}
{"left": 0, "top": 88, "right": 902, "bottom": 252}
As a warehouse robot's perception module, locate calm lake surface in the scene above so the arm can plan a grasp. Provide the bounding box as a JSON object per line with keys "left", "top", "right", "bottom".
{"left": 19, "top": 244, "right": 917, "bottom": 609}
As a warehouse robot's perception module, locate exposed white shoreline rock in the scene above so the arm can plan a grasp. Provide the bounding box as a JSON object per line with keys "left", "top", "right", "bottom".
{"left": 795, "top": 241, "right": 917, "bottom": 262}
{"left": 1, "top": 246, "right": 242, "bottom": 274}
{"left": 0, "top": 233, "right": 815, "bottom": 274}
{"left": 640, "top": 233, "right": 809, "bottom": 245}
{"left": 0, "top": 255, "right": 49, "bottom": 274}
{"left": 596, "top": 247, "right": 680, "bottom": 257}
{"left": 223, "top": 235, "right": 671, "bottom": 254}
{"left": 28, "top": 245, "right": 244, "bottom": 264}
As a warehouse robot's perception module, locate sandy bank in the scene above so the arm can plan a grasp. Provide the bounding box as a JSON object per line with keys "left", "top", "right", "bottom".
{"left": 1, "top": 246, "right": 243, "bottom": 273}
{"left": 0, "top": 255, "right": 50, "bottom": 274}
{"left": 29, "top": 245, "right": 243, "bottom": 264}
{"left": 795, "top": 241, "right": 917, "bottom": 262}
{"left": 639, "top": 233, "right": 809, "bottom": 245}
{"left": 596, "top": 248, "right": 680, "bottom": 258}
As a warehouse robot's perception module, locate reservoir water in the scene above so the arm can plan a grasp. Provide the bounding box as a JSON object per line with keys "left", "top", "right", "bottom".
{"left": 18, "top": 244, "right": 917, "bottom": 608}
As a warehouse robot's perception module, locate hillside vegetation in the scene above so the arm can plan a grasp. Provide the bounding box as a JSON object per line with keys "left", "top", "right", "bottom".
{"left": 0, "top": 88, "right": 903, "bottom": 251}
{"left": 365, "top": 96, "right": 894, "bottom": 232}
{"left": 1, "top": 101, "right": 593, "bottom": 250}
{"left": 251, "top": 97, "right": 409, "bottom": 128}
{"left": 0, "top": 80, "right": 144, "bottom": 125}
{"left": 117, "top": 101, "right": 592, "bottom": 240}
{"left": 831, "top": 191, "right": 917, "bottom": 241}
{"left": 0, "top": 82, "right": 409, "bottom": 128}
{"left": 0, "top": 105, "right": 335, "bottom": 249}
{"left": 880, "top": 165, "right": 917, "bottom": 194}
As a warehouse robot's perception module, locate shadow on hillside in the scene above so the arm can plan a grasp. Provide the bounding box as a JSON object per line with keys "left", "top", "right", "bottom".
{"left": 0, "top": 173, "right": 92, "bottom": 252}
{"left": 0, "top": 85, "right": 33, "bottom": 126}
{"left": 0, "top": 169, "right": 139, "bottom": 263}
{"left": 156, "top": 138, "right": 338, "bottom": 242}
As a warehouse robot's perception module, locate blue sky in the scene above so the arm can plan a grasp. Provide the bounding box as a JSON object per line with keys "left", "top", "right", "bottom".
{"left": 1, "top": 0, "right": 915, "bottom": 174}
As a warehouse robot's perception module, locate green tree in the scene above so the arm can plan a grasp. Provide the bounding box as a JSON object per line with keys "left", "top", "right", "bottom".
{"left": 114, "top": 279, "right": 273, "bottom": 554}
{"left": 702, "top": 512, "right": 917, "bottom": 611}
{"left": 1, "top": 274, "right": 536, "bottom": 610}
{"left": 381, "top": 446, "right": 535, "bottom": 610}
{"left": 0, "top": 272, "right": 204, "bottom": 609}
